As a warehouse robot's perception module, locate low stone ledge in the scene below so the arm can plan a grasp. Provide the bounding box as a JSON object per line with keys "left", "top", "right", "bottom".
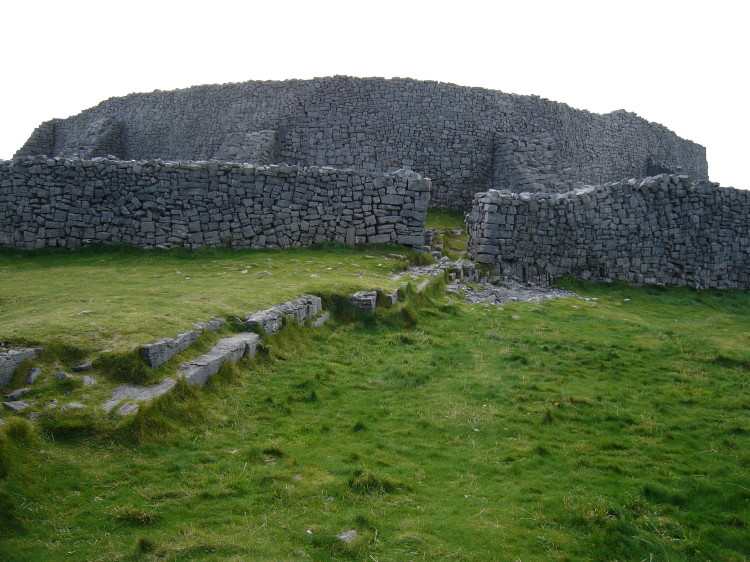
{"left": 0, "top": 348, "right": 43, "bottom": 387}
{"left": 141, "top": 317, "right": 225, "bottom": 368}
{"left": 178, "top": 333, "right": 260, "bottom": 387}
{"left": 244, "top": 296, "right": 322, "bottom": 334}
{"left": 142, "top": 330, "right": 200, "bottom": 368}
{"left": 103, "top": 379, "right": 177, "bottom": 413}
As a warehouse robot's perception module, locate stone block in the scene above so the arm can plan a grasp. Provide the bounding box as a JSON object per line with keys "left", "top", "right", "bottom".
{"left": 178, "top": 333, "right": 259, "bottom": 386}
{"left": 349, "top": 291, "right": 378, "bottom": 313}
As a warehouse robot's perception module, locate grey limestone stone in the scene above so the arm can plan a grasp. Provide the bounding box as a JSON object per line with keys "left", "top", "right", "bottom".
{"left": 103, "top": 379, "right": 178, "bottom": 413}
{"left": 349, "top": 291, "right": 378, "bottom": 313}
{"left": 312, "top": 312, "right": 330, "bottom": 327}
{"left": 178, "top": 333, "right": 259, "bottom": 387}
{"left": 467, "top": 175, "right": 750, "bottom": 289}
{"left": 0, "top": 348, "right": 43, "bottom": 387}
{"left": 26, "top": 367, "right": 43, "bottom": 384}
{"left": 2, "top": 401, "right": 30, "bottom": 412}
{"left": 4, "top": 388, "right": 29, "bottom": 401}
{"left": 193, "top": 317, "right": 225, "bottom": 332}
{"left": 59, "top": 402, "right": 85, "bottom": 412}
{"left": 141, "top": 330, "right": 200, "bottom": 368}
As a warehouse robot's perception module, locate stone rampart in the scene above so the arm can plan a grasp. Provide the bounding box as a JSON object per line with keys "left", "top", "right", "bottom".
{"left": 0, "top": 156, "right": 430, "bottom": 250}
{"left": 467, "top": 175, "right": 750, "bottom": 289}
{"left": 15, "top": 76, "right": 708, "bottom": 210}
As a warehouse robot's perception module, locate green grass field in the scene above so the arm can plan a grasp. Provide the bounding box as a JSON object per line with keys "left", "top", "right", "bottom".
{"left": 0, "top": 244, "right": 415, "bottom": 353}
{"left": 1, "top": 242, "right": 749, "bottom": 560}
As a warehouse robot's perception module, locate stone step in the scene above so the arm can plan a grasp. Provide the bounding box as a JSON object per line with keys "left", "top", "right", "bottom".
{"left": 103, "top": 379, "right": 177, "bottom": 414}
{"left": 178, "top": 333, "right": 260, "bottom": 387}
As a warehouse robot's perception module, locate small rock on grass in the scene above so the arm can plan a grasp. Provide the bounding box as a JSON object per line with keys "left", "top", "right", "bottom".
{"left": 72, "top": 361, "right": 92, "bottom": 372}
{"left": 55, "top": 372, "right": 71, "bottom": 380}
{"left": 5, "top": 388, "right": 30, "bottom": 400}
{"left": 82, "top": 376, "right": 97, "bottom": 386}
{"left": 335, "top": 530, "right": 357, "bottom": 543}
{"left": 59, "top": 402, "right": 85, "bottom": 412}
{"left": 26, "top": 367, "right": 43, "bottom": 384}
{"left": 2, "top": 401, "right": 30, "bottom": 412}
{"left": 116, "top": 403, "right": 139, "bottom": 416}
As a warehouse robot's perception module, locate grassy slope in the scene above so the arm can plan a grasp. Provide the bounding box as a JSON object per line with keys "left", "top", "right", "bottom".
{"left": 1, "top": 278, "right": 748, "bottom": 560}
{"left": 0, "top": 244, "right": 410, "bottom": 353}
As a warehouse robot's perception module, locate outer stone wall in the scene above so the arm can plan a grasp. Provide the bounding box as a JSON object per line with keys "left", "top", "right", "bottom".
{"left": 0, "top": 156, "right": 429, "bottom": 250}
{"left": 467, "top": 175, "right": 750, "bottom": 289}
{"left": 15, "top": 77, "right": 708, "bottom": 211}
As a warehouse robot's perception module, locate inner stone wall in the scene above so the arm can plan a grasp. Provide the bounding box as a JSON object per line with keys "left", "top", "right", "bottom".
{"left": 467, "top": 175, "right": 750, "bottom": 289}
{"left": 0, "top": 156, "right": 430, "bottom": 250}
{"left": 15, "top": 77, "right": 708, "bottom": 211}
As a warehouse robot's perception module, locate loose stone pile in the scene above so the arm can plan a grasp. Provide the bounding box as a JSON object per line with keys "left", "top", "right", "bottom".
{"left": 0, "top": 157, "right": 430, "bottom": 250}
{"left": 467, "top": 175, "right": 750, "bottom": 289}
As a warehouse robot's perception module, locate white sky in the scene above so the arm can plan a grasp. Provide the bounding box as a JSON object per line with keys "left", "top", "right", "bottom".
{"left": 1, "top": 0, "right": 747, "bottom": 189}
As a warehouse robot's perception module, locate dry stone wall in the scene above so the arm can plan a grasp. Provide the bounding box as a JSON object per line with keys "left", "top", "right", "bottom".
{"left": 0, "top": 156, "right": 430, "bottom": 250}
{"left": 14, "top": 76, "right": 708, "bottom": 210}
{"left": 467, "top": 175, "right": 750, "bottom": 289}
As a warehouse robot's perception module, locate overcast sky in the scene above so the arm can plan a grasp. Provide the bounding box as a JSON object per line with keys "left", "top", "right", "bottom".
{"left": 2, "top": 0, "right": 747, "bottom": 189}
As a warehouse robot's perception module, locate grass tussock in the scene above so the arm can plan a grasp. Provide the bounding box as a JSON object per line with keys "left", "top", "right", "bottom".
{"left": 116, "top": 378, "right": 203, "bottom": 444}
{"left": 95, "top": 348, "right": 153, "bottom": 384}
{"left": 346, "top": 470, "right": 400, "bottom": 495}
{"left": 110, "top": 505, "right": 156, "bottom": 525}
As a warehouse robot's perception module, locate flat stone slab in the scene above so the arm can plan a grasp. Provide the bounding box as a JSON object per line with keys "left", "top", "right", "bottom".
{"left": 116, "top": 402, "right": 140, "bottom": 416}
{"left": 5, "top": 388, "right": 30, "bottom": 401}
{"left": 0, "top": 348, "right": 43, "bottom": 387}
{"left": 103, "top": 379, "right": 178, "bottom": 413}
{"left": 2, "top": 401, "right": 30, "bottom": 412}
{"left": 178, "top": 333, "right": 259, "bottom": 387}
{"left": 59, "top": 402, "right": 85, "bottom": 412}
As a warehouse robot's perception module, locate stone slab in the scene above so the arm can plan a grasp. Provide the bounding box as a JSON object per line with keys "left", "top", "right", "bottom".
{"left": 178, "top": 333, "right": 259, "bottom": 387}
{"left": 103, "top": 379, "right": 178, "bottom": 413}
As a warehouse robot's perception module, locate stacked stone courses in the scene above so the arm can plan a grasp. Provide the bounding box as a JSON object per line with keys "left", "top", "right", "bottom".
{"left": 467, "top": 175, "right": 750, "bottom": 289}
{"left": 14, "top": 76, "right": 707, "bottom": 210}
{"left": 0, "top": 156, "right": 429, "bottom": 250}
